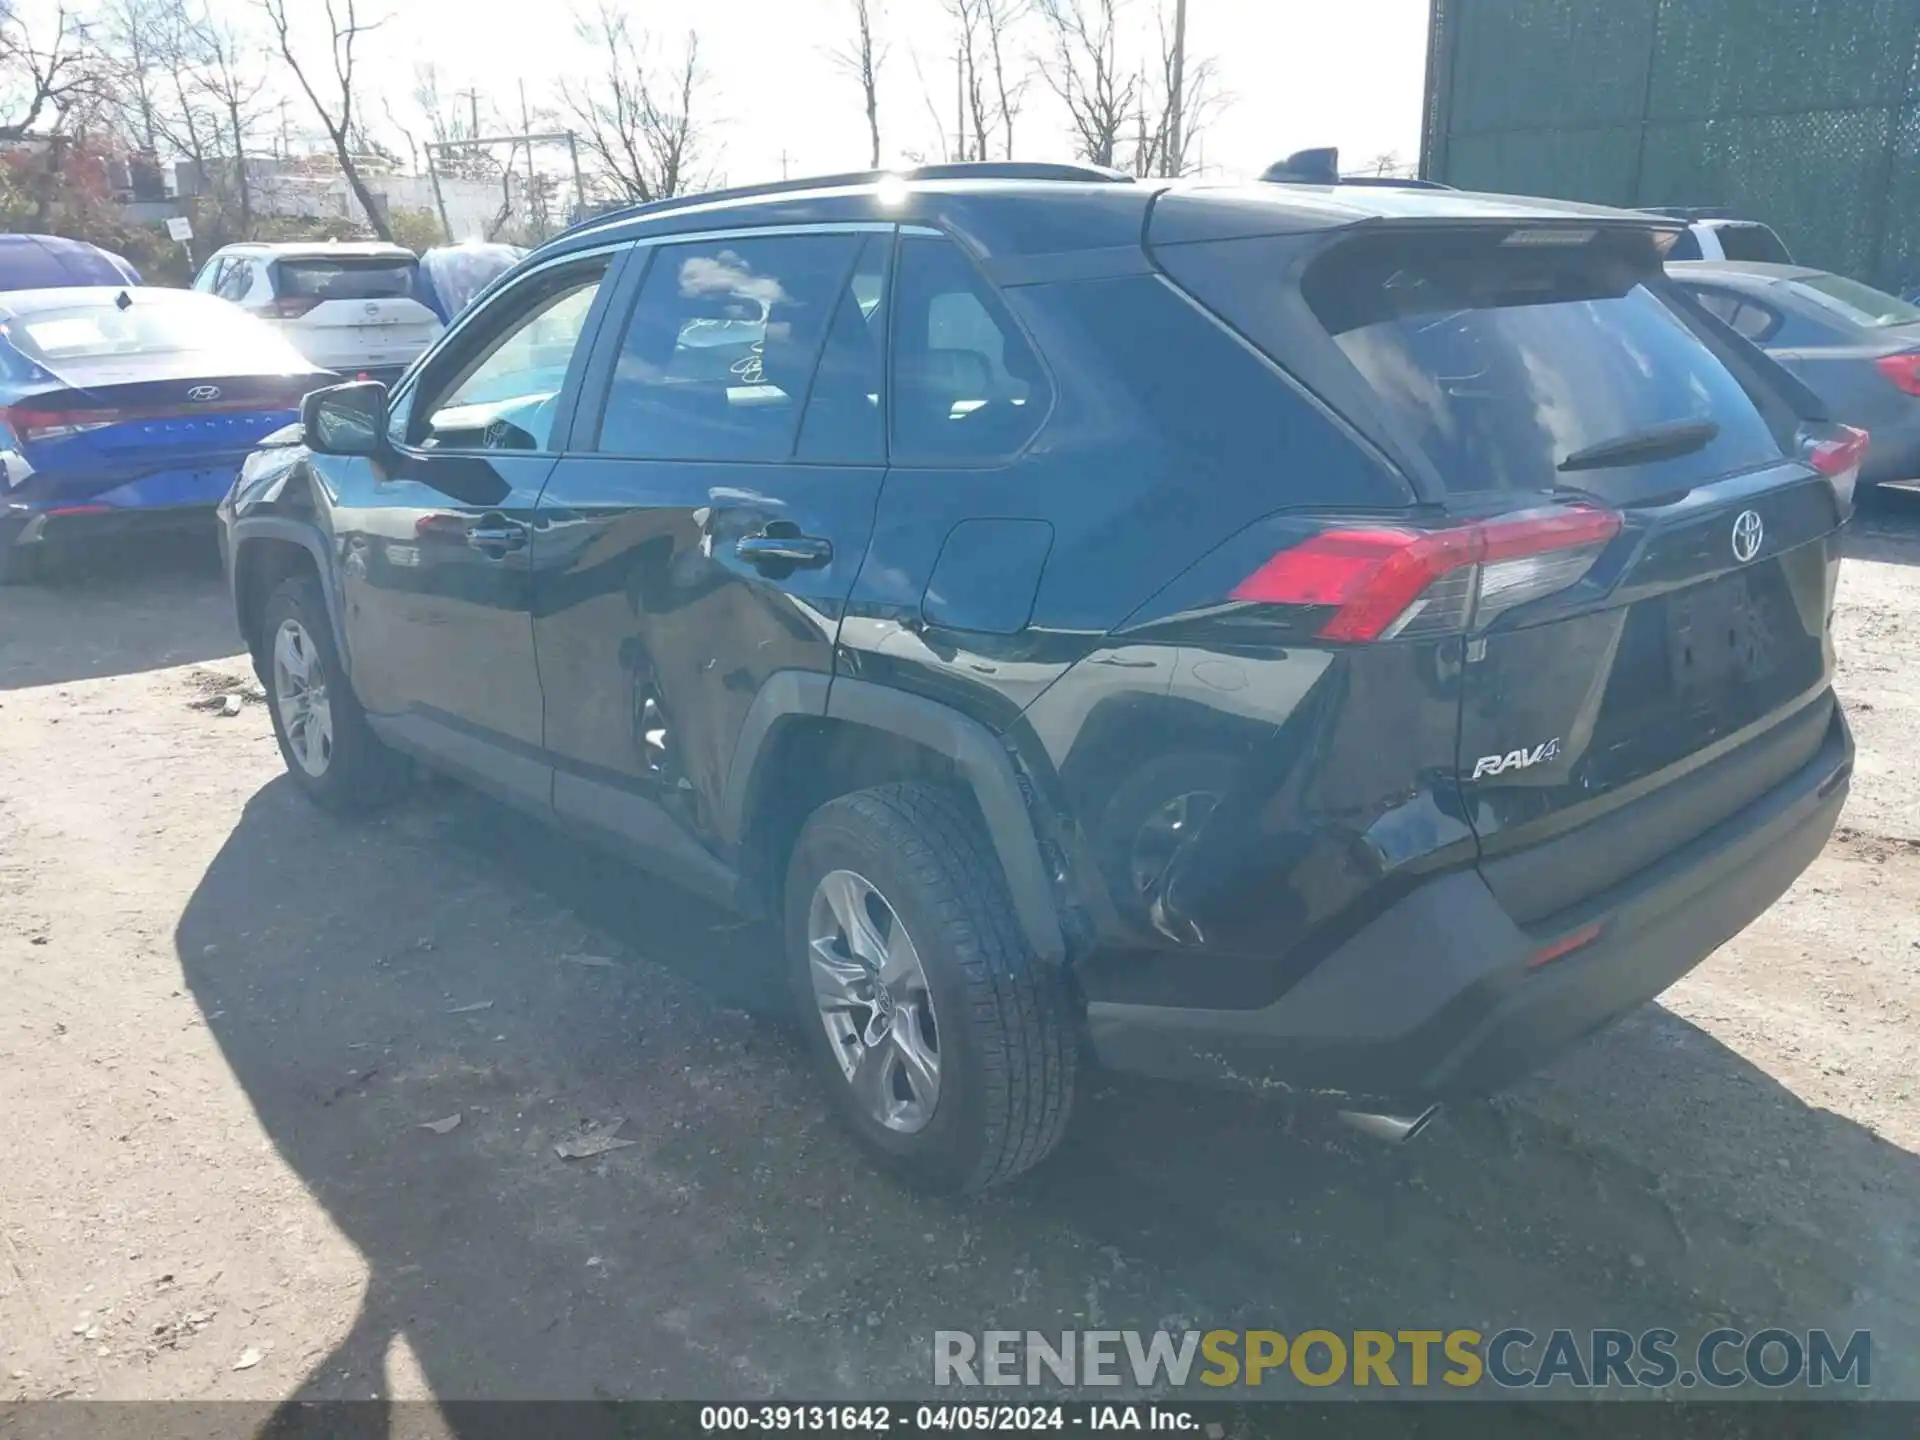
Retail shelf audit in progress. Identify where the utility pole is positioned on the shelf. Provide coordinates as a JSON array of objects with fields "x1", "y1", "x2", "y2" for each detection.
[
  {"x1": 457, "y1": 87, "x2": 482, "y2": 141},
  {"x1": 780, "y1": 149, "x2": 791, "y2": 179},
  {"x1": 1167, "y1": 0, "x2": 1188, "y2": 177},
  {"x1": 519, "y1": 79, "x2": 541, "y2": 233},
  {"x1": 277, "y1": 98, "x2": 292, "y2": 159},
  {"x1": 955, "y1": 49, "x2": 965, "y2": 162}
]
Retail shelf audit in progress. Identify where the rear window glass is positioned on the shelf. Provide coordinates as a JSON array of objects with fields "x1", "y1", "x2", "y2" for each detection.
[
  {"x1": 276, "y1": 257, "x2": 421, "y2": 302},
  {"x1": 1300, "y1": 231, "x2": 1785, "y2": 499},
  {"x1": 0, "y1": 290, "x2": 303, "y2": 369},
  {"x1": 1793, "y1": 273, "x2": 1920, "y2": 330},
  {"x1": 1713, "y1": 224, "x2": 1792, "y2": 265}
]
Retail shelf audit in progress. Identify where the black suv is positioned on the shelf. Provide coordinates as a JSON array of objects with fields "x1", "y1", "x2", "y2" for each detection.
[{"x1": 221, "y1": 163, "x2": 1857, "y2": 1192}]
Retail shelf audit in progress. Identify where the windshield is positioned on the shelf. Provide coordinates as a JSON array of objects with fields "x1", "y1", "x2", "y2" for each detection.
[
  {"x1": 1, "y1": 289, "x2": 307, "y2": 369},
  {"x1": 1300, "y1": 231, "x2": 1785, "y2": 500},
  {"x1": 1794, "y1": 273, "x2": 1920, "y2": 329}
]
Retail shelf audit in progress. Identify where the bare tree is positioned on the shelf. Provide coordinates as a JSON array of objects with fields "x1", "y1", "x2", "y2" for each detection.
[
  {"x1": 260, "y1": 0, "x2": 393, "y2": 240},
  {"x1": 939, "y1": 0, "x2": 1026, "y2": 162},
  {"x1": 1133, "y1": 1, "x2": 1219, "y2": 177},
  {"x1": 1, "y1": 3, "x2": 103, "y2": 139},
  {"x1": 193, "y1": 9, "x2": 267, "y2": 229},
  {"x1": 560, "y1": 3, "x2": 712, "y2": 205},
  {"x1": 828, "y1": 0, "x2": 884, "y2": 169},
  {"x1": 96, "y1": 0, "x2": 162, "y2": 150},
  {"x1": 1033, "y1": 0, "x2": 1132, "y2": 169}
]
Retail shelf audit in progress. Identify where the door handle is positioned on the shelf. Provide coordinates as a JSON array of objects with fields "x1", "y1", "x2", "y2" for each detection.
[
  {"x1": 467, "y1": 522, "x2": 528, "y2": 555},
  {"x1": 736, "y1": 531, "x2": 832, "y2": 570}
]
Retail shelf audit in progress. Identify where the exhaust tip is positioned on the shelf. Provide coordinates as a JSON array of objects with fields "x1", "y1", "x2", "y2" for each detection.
[{"x1": 1337, "y1": 1104, "x2": 1441, "y2": 1145}]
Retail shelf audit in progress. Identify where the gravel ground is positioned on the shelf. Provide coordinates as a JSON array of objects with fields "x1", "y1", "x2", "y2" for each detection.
[{"x1": 1, "y1": 513, "x2": 1917, "y2": 1409}]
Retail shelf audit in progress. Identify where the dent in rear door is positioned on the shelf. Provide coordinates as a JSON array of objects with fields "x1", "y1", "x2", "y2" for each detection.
[{"x1": 532, "y1": 228, "x2": 892, "y2": 886}]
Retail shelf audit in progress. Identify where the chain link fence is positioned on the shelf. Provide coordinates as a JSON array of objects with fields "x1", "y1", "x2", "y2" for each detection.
[{"x1": 1421, "y1": 0, "x2": 1920, "y2": 291}]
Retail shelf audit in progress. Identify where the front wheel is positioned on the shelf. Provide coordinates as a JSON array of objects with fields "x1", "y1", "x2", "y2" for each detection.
[
  {"x1": 784, "y1": 782, "x2": 1077, "y2": 1193},
  {"x1": 261, "y1": 574, "x2": 407, "y2": 813}
]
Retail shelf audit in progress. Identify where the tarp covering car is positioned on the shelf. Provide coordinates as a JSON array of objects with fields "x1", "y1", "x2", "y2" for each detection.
[
  {"x1": 0, "y1": 235, "x2": 142, "y2": 291},
  {"x1": 417, "y1": 242, "x2": 525, "y2": 323}
]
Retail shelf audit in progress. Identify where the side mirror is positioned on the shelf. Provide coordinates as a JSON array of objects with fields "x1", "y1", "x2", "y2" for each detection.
[{"x1": 301, "y1": 381, "x2": 388, "y2": 457}]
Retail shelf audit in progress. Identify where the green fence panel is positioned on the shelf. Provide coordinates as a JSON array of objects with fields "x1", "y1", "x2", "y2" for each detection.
[{"x1": 1423, "y1": 0, "x2": 1920, "y2": 291}]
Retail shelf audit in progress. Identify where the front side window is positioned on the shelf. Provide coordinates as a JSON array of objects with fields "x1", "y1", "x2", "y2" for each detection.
[
  {"x1": 889, "y1": 236, "x2": 1050, "y2": 464},
  {"x1": 414, "y1": 262, "x2": 607, "y2": 452},
  {"x1": 594, "y1": 232, "x2": 863, "y2": 462}
]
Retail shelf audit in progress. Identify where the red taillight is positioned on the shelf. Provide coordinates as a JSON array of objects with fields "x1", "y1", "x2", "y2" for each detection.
[
  {"x1": 1528, "y1": 921, "x2": 1604, "y2": 970},
  {"x1": 1875, "y1": 352, "x2": 1920, "y2": 396},
  {"x1": 2, "y1": 405, "x2": 125, "y2": 441},
  {"x1": 1807, "y1": 424, "x2": 1869, "y2": 479},
  {"x1": 1232, "y1": 505, "x2": 1622, "y2": 642},
  {"x1": 265, "y1": 295, "x2": 321, "y2": 319}
]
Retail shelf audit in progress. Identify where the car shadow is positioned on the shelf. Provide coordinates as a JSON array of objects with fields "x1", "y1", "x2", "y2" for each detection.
[
  {"x1": 1848, "y1": 486, "x2": 1920, "y2": 565},
  {"x1": 1, "y1": 533, "x2": 241, "y2": 690},
  {"x1": 175, "y1": 778, "x2": 1918, "y2": 1423}
]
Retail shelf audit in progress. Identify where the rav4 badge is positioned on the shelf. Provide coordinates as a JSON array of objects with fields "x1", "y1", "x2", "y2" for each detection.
[{"x1": 1471, "y1": 739, "x2": 1562, "y2": 780}]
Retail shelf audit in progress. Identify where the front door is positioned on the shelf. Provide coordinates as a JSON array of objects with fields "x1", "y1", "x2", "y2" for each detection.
[
  {"x1": 532, "y1": 228, "x2": 892, "y2": 892},
  {"x1": 338, "y1": 251, "x2": 618, "y2": 810}
]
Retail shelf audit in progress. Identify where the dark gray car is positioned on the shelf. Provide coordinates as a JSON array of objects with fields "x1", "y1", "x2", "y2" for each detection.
[{"x1": 1668, "y1": 260, "x2": 1920, "y2": 487}]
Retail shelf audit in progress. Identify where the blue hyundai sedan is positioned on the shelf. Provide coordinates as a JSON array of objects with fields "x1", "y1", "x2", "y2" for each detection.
[{"x1": 1, "y1": 286, "x2": 331, "y2": 583}]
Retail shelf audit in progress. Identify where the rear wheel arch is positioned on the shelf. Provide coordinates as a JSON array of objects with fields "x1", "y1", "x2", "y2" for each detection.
[{"x1": 725, "y1": 675, "x2": 1067, "y2": 964}]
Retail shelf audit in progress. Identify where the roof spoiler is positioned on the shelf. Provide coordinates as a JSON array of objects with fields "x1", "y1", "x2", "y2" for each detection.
[{"x1": 1258, "y1": 146, "x2": 1456, "y2": 190}]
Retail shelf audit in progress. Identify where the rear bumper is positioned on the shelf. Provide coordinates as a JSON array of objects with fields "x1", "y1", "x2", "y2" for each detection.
[
  {"x1": 3, "y1": 500, "x2": 219, "y2": 552},
  {"x1": 1085, "y1": 708, "x2": 1852, "y2": 1105}
]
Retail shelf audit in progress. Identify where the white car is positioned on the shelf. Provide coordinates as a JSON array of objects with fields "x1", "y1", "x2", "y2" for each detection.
[
  {"x1": 1648, "y1": 213, "x2": 1794, "y2": 264},
  {"x1": 191, "y1": 242, "x2": 443, "y2": 385}
]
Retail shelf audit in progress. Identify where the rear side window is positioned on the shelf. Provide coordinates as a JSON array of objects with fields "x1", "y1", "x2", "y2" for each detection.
[
  {"x1": 275, "y1": 257, "x2": 421, "y2": 302},
  {"x1": 1300, "y1": 230, "x2": 1785, "y2": 500},
  {"x1": 890, "y1": 236, "x2": 1050, "y2": 464},
  {"x1": 1713, "y1": 224, "x2": 1792, "y2": 265},
  {"x1": 1685, "y1": 287, "x2": 1778, "y2": 342}
]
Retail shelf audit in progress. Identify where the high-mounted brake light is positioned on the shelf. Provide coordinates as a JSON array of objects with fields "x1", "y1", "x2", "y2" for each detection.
[
  {"x1": 1231, "y1": 505, "x2": 1622, "y2": 642},
  {"x1": 1874, "y1": 352, "x2": 1920, "y2": 397}
]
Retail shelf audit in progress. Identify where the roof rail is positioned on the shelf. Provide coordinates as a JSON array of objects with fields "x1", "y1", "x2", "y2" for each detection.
[{"x1": 551, "y1": 160, "x2": 1133, "y2": 243}]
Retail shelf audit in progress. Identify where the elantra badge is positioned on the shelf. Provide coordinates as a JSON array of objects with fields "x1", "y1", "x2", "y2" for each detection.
[{"x1": 1731, "y1": 509, "x2": 1764, "y2": 564}]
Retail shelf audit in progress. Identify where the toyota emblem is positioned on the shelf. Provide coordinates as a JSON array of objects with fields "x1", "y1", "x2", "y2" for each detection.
[
  {"x1": 186, "y1": 385, "x2": 222, "y2": 402},
  {"x1": 1731, "y1": 509, "x2": 1764, "y2": 564}
]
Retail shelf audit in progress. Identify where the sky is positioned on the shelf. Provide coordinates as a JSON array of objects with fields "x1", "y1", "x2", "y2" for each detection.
[{"x1": 322, "y1": 0, "x2": 1433, "y2": 188}]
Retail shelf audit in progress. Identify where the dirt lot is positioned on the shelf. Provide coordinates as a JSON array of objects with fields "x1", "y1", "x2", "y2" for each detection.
[{"x1": 2, "y1": 512, "x2": 1918, "y2": 1410}]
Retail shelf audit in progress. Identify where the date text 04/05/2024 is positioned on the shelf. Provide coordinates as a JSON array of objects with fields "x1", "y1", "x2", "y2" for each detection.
[{"x1": 698, "y1": 1405, "x2": 1207, "y2": 1433}]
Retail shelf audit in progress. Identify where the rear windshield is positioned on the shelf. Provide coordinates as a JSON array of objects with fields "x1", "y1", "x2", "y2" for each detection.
[
  {"x1": 0, "y1": 290, "x2": 303, "y2": 369},
  {"x1": 275, "y1": 257, "x2": 421, "y2": 302},
  {"x1": 1793, "y1": 273, "x2": 1920, "y2": 330},
  {"x1": 1713, "y1": 224, "x2": 1792, "y2": 265},
  {"x1": 1299, "y1": 230, "x2": 1785, "y2": 500}
]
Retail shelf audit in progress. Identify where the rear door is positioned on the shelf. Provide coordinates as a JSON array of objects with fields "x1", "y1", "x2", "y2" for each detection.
[
  {"x1": 1299, "y1": 228, "x2": 1844, "y2": 922},
  {"x1": 268, "y1": 254, "x2": 442, "y2": 371},
  {"x1": 530, "y1": 226, "x2": 890, "y2": 890}
]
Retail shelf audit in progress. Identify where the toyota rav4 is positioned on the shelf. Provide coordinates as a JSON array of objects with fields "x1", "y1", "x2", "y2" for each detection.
[{"x1": 220, "y1": 163, "x2": 1858, "y2": 1193}]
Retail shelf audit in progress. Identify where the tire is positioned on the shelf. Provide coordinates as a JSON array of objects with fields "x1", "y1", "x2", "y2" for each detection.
[
  {"x1": 784, "y1": 782, "x2": 1077, "y2": 1193},
  {"x1": 0, "y1": 539, "x2": 43, "y2": 586},
  {"x1": 260, "y1": 574, "x2": 407, "y2": 814}
]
